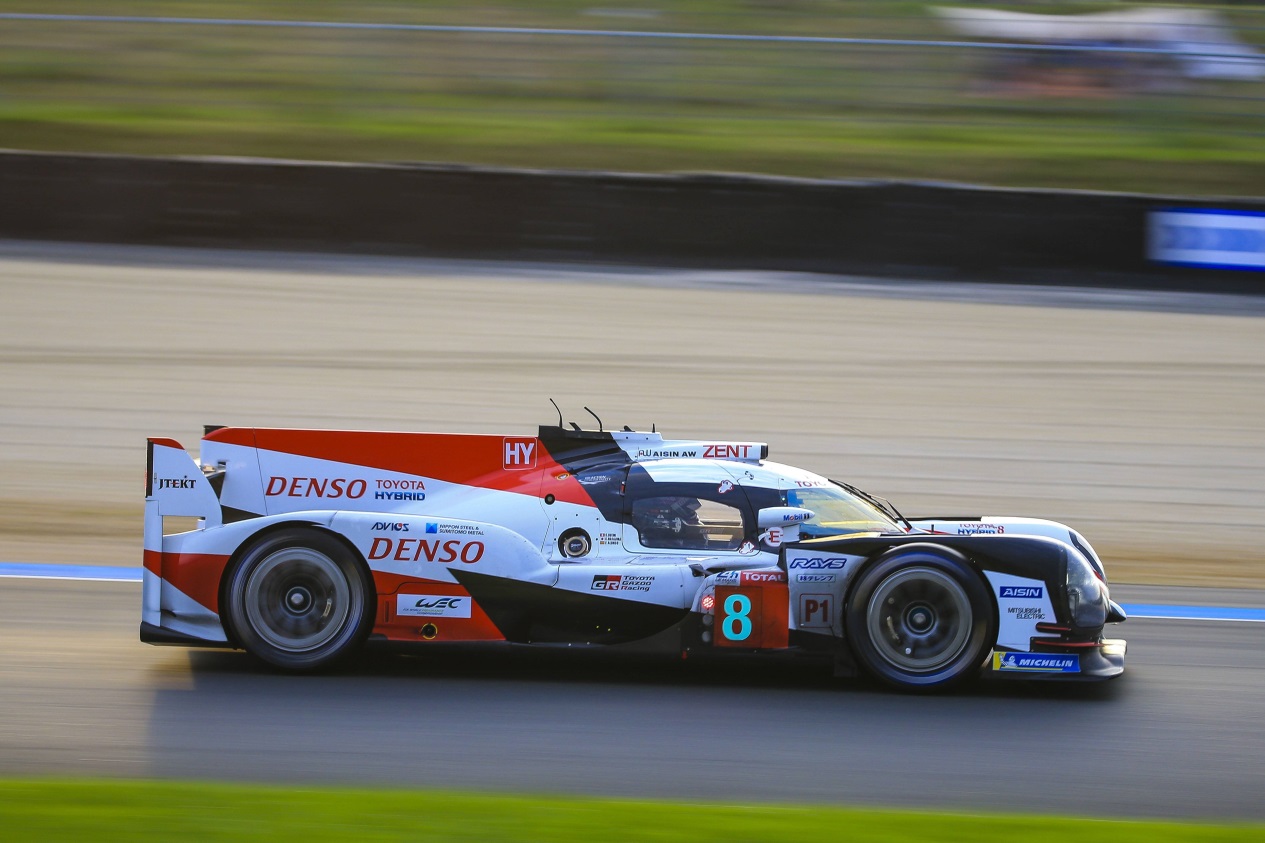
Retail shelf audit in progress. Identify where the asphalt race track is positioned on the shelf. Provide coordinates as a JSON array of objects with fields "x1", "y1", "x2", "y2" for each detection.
[
  {"x1": 1, "y1": 577, "x2": 1263, "y2": 821},
  {"x1": 2, "y1": 241, "x2": 1264, "y2": 821}
]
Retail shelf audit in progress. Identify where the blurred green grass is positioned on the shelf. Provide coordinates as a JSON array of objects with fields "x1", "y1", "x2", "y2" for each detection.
[
  {"x1": 1, "y1": 1, "x2": 1263, "y2": 195},
  {"x1": 2, "y1": 779, "x2": 1264, "y2": 842}
]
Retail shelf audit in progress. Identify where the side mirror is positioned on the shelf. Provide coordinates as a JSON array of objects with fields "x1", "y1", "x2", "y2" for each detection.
[{"x1": 757, "y1": 506, "x2": 815, "y2": 548}]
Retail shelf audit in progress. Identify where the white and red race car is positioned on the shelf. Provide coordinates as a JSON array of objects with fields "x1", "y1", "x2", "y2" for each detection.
[{"x1": 143, "y1": 420, "x2": 1126, "y2": 691}]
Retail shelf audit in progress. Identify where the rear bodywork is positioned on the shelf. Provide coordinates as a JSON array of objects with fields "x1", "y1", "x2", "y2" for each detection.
[{"x1": 143, "y1": 424, "x2": 1125, "y2": 686}]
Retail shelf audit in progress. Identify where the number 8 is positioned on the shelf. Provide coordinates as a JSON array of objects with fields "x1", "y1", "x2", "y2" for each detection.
[{"x1": 722, "y1": 593, "x2": 753, "y2": 641}]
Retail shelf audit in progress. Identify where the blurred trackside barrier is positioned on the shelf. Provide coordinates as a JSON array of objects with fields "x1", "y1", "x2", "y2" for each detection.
[{"x1": 0, "y1": 150, "x2": 1262, "y2": 290}]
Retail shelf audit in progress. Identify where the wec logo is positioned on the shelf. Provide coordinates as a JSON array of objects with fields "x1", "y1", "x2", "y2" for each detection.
[
  {"x1": 413, "y1": 596, "x2": 462, "y2": 610},
  {"x1": 999, "y1": 586, "x2": 1043, "y2": 599},
  {"x1": 396, "y1": 593, "x2": 472, "y2": 618}
]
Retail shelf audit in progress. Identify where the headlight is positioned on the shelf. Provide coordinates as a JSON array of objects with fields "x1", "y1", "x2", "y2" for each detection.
[{"x1": 1066, "y1": 546, "x2": 1107, "y2": 628}]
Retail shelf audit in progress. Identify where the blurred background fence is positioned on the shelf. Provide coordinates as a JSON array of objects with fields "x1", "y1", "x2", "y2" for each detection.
[{"x1": 1, "y1": 2, "x2": 1263, "y2": 194}]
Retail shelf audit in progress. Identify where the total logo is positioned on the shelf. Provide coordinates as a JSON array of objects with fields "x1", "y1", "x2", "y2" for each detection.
[
  {"x1": 999, "y1": 586, "x2": 1043, "y2": 599},
  {"x1": 740, "y1": 571, "x2": 787, "y2": 584}
]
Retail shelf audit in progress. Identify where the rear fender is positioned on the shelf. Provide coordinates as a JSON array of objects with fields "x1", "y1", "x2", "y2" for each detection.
[{"x1": 144, "y1": 508, "x2": 337, "y2": 644}]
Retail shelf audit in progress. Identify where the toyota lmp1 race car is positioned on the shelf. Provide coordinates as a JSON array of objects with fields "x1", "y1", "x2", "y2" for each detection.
[{"x1": 142, "y1": 418, "x2": 1126, "y2": 691}]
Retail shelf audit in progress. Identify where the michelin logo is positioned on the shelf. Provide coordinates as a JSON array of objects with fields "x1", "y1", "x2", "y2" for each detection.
[{"x1": 992, "y1": 652, "x2": 1079, "y2": 673}]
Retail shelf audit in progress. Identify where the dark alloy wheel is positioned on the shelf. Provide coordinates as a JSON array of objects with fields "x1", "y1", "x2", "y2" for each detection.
[
  {"x1": 846, "y1": 547, "x2": 994, "y2": 692},
  {"x1": 224, "y1": 528, "x2": 374, "y2": 671}
]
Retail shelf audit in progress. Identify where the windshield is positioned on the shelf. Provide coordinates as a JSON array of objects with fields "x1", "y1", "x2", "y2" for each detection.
[{"x1": 783, "y1": 485, "x2": 901, "y2": 537}]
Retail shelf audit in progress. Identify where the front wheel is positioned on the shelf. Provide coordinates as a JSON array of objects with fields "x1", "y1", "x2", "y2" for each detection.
[
  {"x1": 223, "y1": 528, "x2": 374, "y2": 671},
  {"x1": 846, "y1": 547, "x2": 994, "y2": 692}
]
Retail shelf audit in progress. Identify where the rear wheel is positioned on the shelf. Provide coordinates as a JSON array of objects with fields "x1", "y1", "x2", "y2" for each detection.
[
  {"x1": 224, "y1": 528, "x2": 374, "y2": 671},
  {"x1": 846, "y1": 547, "x2": 993, "y2": 691}
]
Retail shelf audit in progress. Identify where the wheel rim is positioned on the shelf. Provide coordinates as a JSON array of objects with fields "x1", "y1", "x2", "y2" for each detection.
[
  {"x1": 865, "y1": 566, "x2": 973, "y2": 673},
  {"x1": 243, "y1": 546, "x2": 356, "y2": 653}
]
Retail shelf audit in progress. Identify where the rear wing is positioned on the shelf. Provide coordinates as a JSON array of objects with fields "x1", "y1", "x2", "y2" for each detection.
[
  {"x1": 145, "y1": 438, "x2": 223, "y2": 532},
  {"x1": 142, "y1": 439, "x2": 227, "y2": 640}
]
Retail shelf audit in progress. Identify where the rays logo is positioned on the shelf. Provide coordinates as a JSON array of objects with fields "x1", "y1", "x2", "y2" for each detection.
[{"x1": 788, "y1": 557, "x2": 847, "y2": 570}]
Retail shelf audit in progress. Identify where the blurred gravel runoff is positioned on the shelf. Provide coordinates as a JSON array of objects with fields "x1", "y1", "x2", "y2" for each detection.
[{"x1": 1, "y1": 241, "x2": 1262, "y2": 587}]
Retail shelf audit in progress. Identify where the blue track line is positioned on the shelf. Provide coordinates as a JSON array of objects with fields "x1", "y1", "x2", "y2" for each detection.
[
  {"x1": 2, "y1": 562, "x2": 1263, "y2": 621},
  {"x1": 0, "y1": 562, "x2": 141, "y2": 582},
  {"x1": 1120, "y1": 603, "x2": 1265, "y2": 623}
]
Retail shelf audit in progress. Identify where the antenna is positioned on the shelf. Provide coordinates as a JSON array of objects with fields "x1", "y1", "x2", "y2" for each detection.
[
  {"x1": 584, "y1": 406, "x2": 603, "y2": 432},
  {"x1": 549, "y1": 398, "x2": 564, "y2": 429}
]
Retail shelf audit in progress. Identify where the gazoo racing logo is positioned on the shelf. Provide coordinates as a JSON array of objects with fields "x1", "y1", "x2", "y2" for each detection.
[
  {"x1": 787, "y1": 556, "x2": 848, "y2": 570},
  {"x1": 591, "y1": 575, "x2": 654, "y2": 593},
  {"x1": 999, "y1": 585, "x2": 1044, "y2": 599},
  {"x1": 369, "y1": 538, "x2": 485, "y2": 564},
  {"x1": 266, "y1": 476, "x2": 367, "y2": 499}
]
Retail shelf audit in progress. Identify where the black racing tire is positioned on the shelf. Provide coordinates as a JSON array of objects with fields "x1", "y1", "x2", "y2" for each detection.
[
  {"x1": 223, "y1": 528, "x2": 375, "y2": 671},
  {"x1": 845, "y1": 546, "x2": 994, "y2": 692}
]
